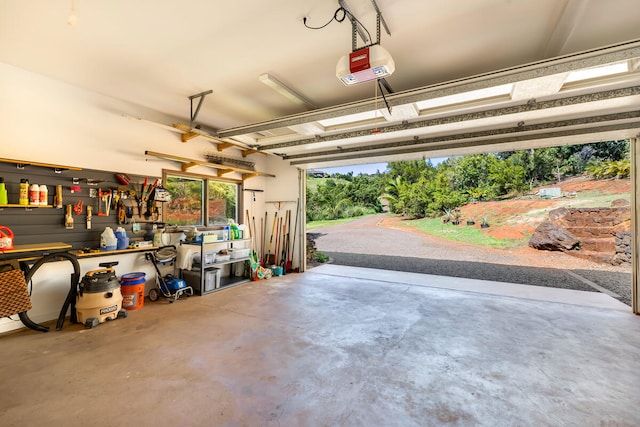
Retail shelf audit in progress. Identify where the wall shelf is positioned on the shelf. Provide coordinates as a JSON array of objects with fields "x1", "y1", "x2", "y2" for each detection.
[
  {"x1": 0, "y1": 204, "x2": 53, "y2": 209},
  {"x1": 145, "y1": 150, "x2": 275, "y2": 179},
  {"x1": 0, "y1": 157, "x2": 82, "y2": 172}
]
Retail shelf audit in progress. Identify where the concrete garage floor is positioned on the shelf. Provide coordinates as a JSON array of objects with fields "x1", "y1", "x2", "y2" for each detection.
[{"x1": 1, "y1": 265, "x2": 639, "y2": 426}]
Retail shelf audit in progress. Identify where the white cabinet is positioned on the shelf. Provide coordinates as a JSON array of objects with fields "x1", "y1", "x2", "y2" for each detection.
[{"x1": 180, "y1": 238, "x2": 251, "y2": 295}]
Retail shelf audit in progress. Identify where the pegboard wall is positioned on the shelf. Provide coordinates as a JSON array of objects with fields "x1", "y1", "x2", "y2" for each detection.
[{"x1": 0, "y1": 159, "x2": 163, "y2": 249}]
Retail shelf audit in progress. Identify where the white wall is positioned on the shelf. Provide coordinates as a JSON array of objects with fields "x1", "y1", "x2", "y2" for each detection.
[{"x1": 0, "y1": 62, "x2": 303, "y2": 333}]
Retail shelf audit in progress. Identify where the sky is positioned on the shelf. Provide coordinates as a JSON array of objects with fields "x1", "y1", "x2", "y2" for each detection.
[
  {"x1": 321, "y1": 163, "x2": 388, "y2": 175},
  {"x1": 320, "y1": 158, "x2": 448, "y2": 175}
]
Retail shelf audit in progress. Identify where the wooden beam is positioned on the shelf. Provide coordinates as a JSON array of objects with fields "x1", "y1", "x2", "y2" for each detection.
[{"x1": 217, "y1": 169, "x2": 235, "y2": 177}]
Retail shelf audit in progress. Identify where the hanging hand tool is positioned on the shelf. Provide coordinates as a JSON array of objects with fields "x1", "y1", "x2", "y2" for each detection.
[
  {"x1": 141, "y1": 178, "x2": 159, "y2": 219},
  {"x1": 117, "y1": 201, "x2": 125, "y2": 224},
  {"x1": 97, "y1": 188, "x2": 112, "y2": 216},
  {"x1": 285, "y1": 209, "x2": 292, "y2": 273},
  {"x1": 290, "y1": 199, "x2": 300, "y2": 273},
  {"x1": 86, "y1": 206, "x2": 92, "y2": 229},
  {"x1": 125, "y1": 204, "x2": 133, "y2": 223},
  {"x1": 260, "y1": 216, "x2": 264, "y2": 265},
  {"x1": 246, "y1": 209, "x2": 253, "y2": 249},
  {"x1": 65, "y1": 204, "x2": 74, "y2": 229},
  {"x1": 151, "y1": 202, "x2": 159, "y2": 221},
  {"x1": 141, "y1": 177, "x2": 148, "y2": 200},
  {"x1": 262, "y1": 212, "x2": 267, "y2": 265},
  {"x1": 274, "y1": 216, "x2": 282, "y2": 265},
  {"x1": 252, "y1": 215, "x2": 258, "y2": 261},
  {"x1": 105, "y1": 191, "x2": 112, "y2": 216},
  {"x1": 266, "y1": 211, "x2": 277, "y2": 265},
  {"x1": 73, "y1": 200, "x2": 83, "y2": 215},
  {"x1": 54, "y1": 184, "x2": 63, "y2": 209},
  {"x1": 146, "y1": 178, "x2": 159, "y2": 200},
  {"x1": 115, "y1": 173, "x2": 131, "y2": 186}
]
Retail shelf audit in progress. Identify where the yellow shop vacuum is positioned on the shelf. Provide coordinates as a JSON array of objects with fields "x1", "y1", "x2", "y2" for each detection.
[{"x1": 76, "y1": 267, "x2": 127, "y2": 329}]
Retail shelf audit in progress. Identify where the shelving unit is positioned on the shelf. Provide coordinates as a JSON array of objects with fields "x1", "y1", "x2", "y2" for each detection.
[{"x1": 180, "y1": 238, "x2": 251, "y2": 295}]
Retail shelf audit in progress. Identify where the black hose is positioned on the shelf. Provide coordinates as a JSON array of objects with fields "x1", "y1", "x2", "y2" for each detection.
[{"x1": 20, "y1": 252, "x2": 80, "y2": 332}]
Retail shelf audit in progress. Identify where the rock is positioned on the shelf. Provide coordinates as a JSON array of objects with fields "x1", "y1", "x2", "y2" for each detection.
[{"x1": 529, "y1": 221, "x2": 580, "y2": 251}]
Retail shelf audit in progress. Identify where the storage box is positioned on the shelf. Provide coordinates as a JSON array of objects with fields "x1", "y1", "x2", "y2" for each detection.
[
  {"x1": 202, "y1": 234, "x2": 218, "y2": 243},
  {"x1": 228, "y1": 248, "x2": 250, "y2": 259},
  {"x1": 192, "y1": 252, "x2": 216, "y2": 265},
  {"x1": 216, "y1": 254, "x2": 231, "y2": 262},
  {"x1": 182, "y1": 268, "x2": 220, "y2": 294}
]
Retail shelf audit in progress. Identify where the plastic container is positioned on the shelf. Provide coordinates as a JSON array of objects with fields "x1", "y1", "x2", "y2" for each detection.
[
  {"x1": 38, "y1": 185, "x2": 48, "y2": 206},
  {"x1": 115, "y1": 227, "x2": 129, "y2": 250},
  {"x1": 29, "y1": 183, "x2": 39, "y2": 206},
  {"x1": 19, "y1": 179, "x2": 29, "y2": 205},
  {"x1": 100, "y1": 227, "x2": 117, "y2": 251},
  {"x1": 120, "y1": 272, "x2": 146, "y2": 310},
  {"x1": 0, "y1": 226, "x2": 14, "y2": 250},
  {"x1": 228, "y1": 248, "x2": 250, "y2": 259},
  {"x1": 0, "y1": 177, "x2": 7, "y2": 205},
  {"x1": 230, "y1": 223, "x2": 239, "y2": 240}
]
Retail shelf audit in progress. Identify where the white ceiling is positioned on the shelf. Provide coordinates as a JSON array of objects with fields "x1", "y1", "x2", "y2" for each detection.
[{"x1": 2, "y1": 0, "x2": 640, "y2": 167}]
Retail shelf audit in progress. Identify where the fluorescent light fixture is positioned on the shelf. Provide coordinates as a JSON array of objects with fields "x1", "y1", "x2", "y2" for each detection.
[
  {"x1": 416, "y1": 84, "x2": 513, "y2": 110},
  {"x1": 565, "y1": 61, "x2": 629, "y2": 83},
  {"x1": 259, "y1": 73, "x2": 315, "y2": 109},
  {"x1": 318, "y1": 110, "x2": 384, "y2": 127}
]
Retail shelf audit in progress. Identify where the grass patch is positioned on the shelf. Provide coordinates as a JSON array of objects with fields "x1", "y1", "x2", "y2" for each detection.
[
  {"x1": 399, "y1": 217, "x2": 525, "y2": 249},
  {"x1": 565, "y1": 190, "x2": 630, "y2": 208},
  {"x1": 307, "y1": 217, "x2": 360, "y2": 230}
]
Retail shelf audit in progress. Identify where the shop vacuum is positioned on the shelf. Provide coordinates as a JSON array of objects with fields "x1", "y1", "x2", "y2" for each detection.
[{"x1": 75, "y1": 262, "x2": 127, "y2": 329}]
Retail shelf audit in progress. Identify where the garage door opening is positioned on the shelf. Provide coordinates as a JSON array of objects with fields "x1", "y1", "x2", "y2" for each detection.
[{"x1": 306, "y1": 143, "x2": 632, "y2": 308}]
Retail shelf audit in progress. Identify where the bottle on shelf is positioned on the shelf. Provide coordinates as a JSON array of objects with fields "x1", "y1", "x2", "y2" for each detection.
[
  {"x1": 29, "y1": 183, "x2": 40, "y2": 206},
  {"x1": 39, "y1": 184, "x2": 48, "y2": 206},
  {"x1": 0, "y1": 177, "x2": 7, "y2": 205},
  {"x1": 19, "y1": 179, "x2": 29, "y2": 205}
]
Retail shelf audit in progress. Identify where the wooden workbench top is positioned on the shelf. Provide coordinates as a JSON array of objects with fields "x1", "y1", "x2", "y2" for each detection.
[{"x1": 0, "y1": 242, "x2": 73, "y2": 254}]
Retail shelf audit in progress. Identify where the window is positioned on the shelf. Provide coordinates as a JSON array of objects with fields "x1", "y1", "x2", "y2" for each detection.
[
  {"x1": 208, "y1": 180, "x2": 238, "y2": 224},
  {"x1": 163, "y1": 170, "x2": 239, "y2": 227}
]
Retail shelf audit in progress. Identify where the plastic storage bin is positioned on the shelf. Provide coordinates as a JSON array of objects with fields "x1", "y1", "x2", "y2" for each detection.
[
  {"x1": 182, "y1": 268, "x2": 220, "y2": 294},
  {"x1": 228, "y1": 248, "x2": 250, "y2": 259}
]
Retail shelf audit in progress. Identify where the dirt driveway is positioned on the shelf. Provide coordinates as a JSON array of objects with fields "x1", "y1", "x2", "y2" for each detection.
[{"x1": 311, "y1": 214, "x2": 632, "y2": 306}]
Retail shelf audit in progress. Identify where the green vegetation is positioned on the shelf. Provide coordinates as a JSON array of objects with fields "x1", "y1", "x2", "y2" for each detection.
[
  {"x1": 399, "y1": 218, "x2": 524, "y2": 249},
  {"x1": 585, "y1": 158, "x2": 630, "y2": 179},
  {"x1": 567, "y1": 190, "x2": 630, "y2": 208},
  {"x1": 306, "y1": 172, "x2": 384, "y2": 221},
  {"x1": 314, "y1": 252, "x2": 330, "y2": 263},
  {"x1": 307, "y1": 217, "x2": 360, "y2": 230},
  {"x1": 306, "y1": 140, "x2": 630, "y2": 223}
]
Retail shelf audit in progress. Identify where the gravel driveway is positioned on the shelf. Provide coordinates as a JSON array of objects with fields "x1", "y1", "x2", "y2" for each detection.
[{"x1": 311, "y1": 214, "x2": 633, "y2": 306}]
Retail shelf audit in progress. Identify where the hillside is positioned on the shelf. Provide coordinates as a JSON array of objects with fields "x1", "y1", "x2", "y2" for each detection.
[{"x1": 458, "y1": 176, "x2": 630, "y2": 240}]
